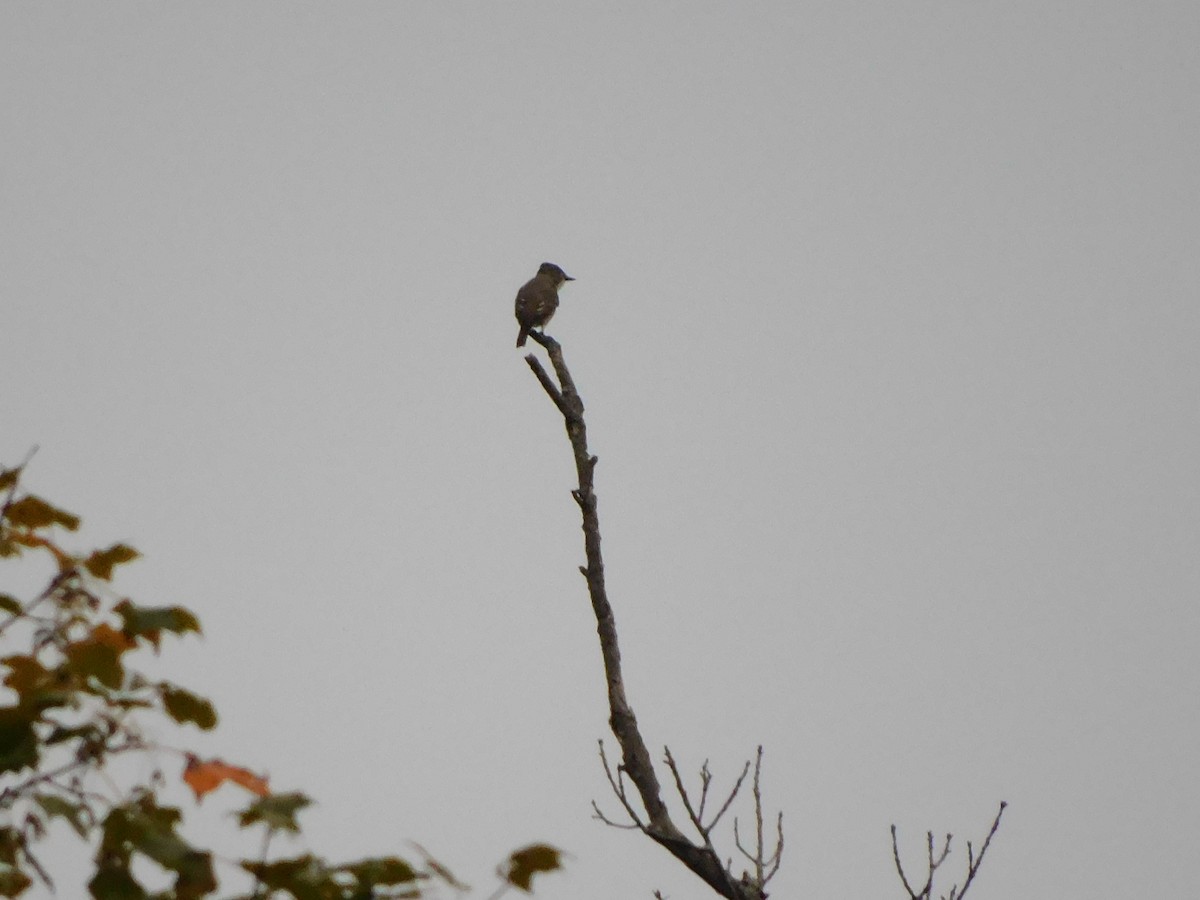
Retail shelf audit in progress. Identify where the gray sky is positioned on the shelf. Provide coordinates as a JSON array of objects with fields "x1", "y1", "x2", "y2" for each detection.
[{"x1": 3, "y1": 3, "x2": 1198, "y2": 898}]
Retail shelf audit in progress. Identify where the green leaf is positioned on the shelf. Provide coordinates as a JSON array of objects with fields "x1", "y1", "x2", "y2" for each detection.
[
  {"x1": 161, "y1": 686, "x2": 217, "y2": 730},
  {"x1": 114, "y1": 600, "x2": 201, "y2": 644},
  {"x1": 340, "y1": 855, "x2": 419, "y2": 887},
  {"x1": 0, "y1": 707, "x2": 39, "y2": 774},
  {"x1": 4, "y1": 495, "x2": 80, "y2": 531},
  {"x1": 64, "y1": 640, "x2": 124, "y2": 690},
  {"x1": 0, "y1": 825, "x2": 35, "y2": 897},
  {"x1": 169, "y1": 851, "x2": 217, "y2": 900},
  {"x1": 504, "y1": 844, "x2": 564, "y2": 892},
  {"x1": 134, "y1": 822, "x2": 192, "y2": 869},
  {"x1": 34, "y1": 794, "x2": 90, "y2": 839},
  {"x1": 0, "y1": 595, "x2": 21, "y2": 617},
  {"x1": 100, "y1": 799, "x2": 214, "y2": 898},
  {"x1": 240, "y1": 855, "x2": 327, "y2": 900},
  {"x1": 0, "y1": 864, "x2": 33, "y2": 897},
  {"x1": 88, "y1": 863, "x2": 147, "y2": 900},
  {"x1": 84, "y1": 544, "x2": 140, "y2": 580},
  {"x1": 3, "y1": 654, "x2": 77, "y2": 712},
  {"x1": 237, "y1": 792, "x2": 312, "y2": 833}
]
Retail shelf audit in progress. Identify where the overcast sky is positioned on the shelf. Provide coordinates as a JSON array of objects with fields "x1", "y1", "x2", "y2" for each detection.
[{"x1": 3, "y1": 3, "x2": 1198, "y2": 898}]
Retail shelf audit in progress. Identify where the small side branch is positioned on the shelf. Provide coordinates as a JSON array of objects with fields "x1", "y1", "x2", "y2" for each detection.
[
  {"x1": 664, "y1": 747, "x2": 749, "y2": 844},
  {"x1": 732, "y1": 747, "x2": 783, "y2": 889},
  {"x1": 891, "y1": 802, "x2": 1007, "y2": 900},
  {"x1": 592, "y1": 740, "x2": 645, "y2": 831},
  {"x1": 524, "y1": 355, "x2": 570, "y2": 419}
]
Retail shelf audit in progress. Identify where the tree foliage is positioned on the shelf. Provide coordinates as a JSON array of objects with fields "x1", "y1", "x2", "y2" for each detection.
[{"x1": 0, "y1": 459, "x2": 561, "y2": 898}]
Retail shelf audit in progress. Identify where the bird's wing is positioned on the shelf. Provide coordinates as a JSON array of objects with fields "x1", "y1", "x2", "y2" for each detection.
[{"x1": 516, "y1": 283, "x2": 558, "y2": 322}]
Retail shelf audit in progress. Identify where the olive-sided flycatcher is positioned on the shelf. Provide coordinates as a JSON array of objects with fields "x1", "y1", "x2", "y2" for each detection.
[{"x1": 514, "y1": 262, "x2": 574, "y2": 347}]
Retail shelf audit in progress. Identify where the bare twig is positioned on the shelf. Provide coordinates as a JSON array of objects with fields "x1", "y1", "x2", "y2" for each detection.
[
  {"x1": 591, "y1": 799, "x2": 641, "y2": 830},
  {"x1": 955, "y1": 802, "x2": 1007, "y2": 899},
  {"x1": 594, "y1": 740, "x2": 646, "y2": 830},
  {"x1": 523, "y1": 355, "x2": 569, "y2": 419},
  {"x1": 695, "y1": 761, "x2": 713, "y2": 823},
  {"x1": 751, "y1": 748, "x2": 783, "y2": 884},
  {"x1": 15, "y1": 833, "x2": 53, "y2": 893},
  {"x1": 891, "y1": 825, "x2": 918, "y2": 898},
  {"x1": 891, "y1": 802, "x2": 1007, "y2": 900},
  {"x1": 664, "y1": 747, "x2": 733, "y2": 863},
  {"x1": 732, "y1": 748, "x2": 783, "y2": 890},
  {"x1": 665, "y1": 746, "x2": 751, "y2": 847},
  {"x1": 708, "y1": 759, "x2": 751, "y2": 835},
  {"x1": 0, "y1": 738, "x2": 144, "y2": 808},
  {"x1": 250, "y1": 827, "x2": 274, "y2": 899},
  {"x1": 766, "y1": 813, "x2": 784, "y2": 883}
]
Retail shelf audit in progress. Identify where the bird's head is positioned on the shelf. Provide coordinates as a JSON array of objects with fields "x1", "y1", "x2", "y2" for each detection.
[{"x1": 537, "y1": 262, "x2": 575, "y2": 285}]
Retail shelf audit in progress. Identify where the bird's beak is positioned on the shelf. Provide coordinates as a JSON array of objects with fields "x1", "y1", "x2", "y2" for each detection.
[{"x1": 564, "y1": 275, "x2": 576, "y2": 281}]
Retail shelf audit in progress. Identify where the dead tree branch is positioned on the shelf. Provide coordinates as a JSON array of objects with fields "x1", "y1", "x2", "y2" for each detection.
[
  {"x1": 732, "y1": 747, "x2": 783, "y2": 888},
  {"x1": 891, "y1": 801, "x2": 1007, "y2": 900},
  {"x1": 522, "y1": 331, "x2": 779, "y2": 900}
]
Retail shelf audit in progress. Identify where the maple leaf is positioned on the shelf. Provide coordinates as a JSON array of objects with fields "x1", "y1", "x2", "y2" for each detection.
[
  {"x1": 503, "y1": 844, "x2": 564, "y2": 892},
  {"x1": 183, "y1": 755, "x2": 270, "y2": 801}
]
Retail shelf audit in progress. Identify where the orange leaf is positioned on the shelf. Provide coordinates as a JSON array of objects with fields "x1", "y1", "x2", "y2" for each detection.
[{"x1": 183, "y1": 755, "x2": 270, "y2": 801}]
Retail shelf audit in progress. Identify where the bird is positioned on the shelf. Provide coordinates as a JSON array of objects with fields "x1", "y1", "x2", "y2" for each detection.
[{"x1": 514, "y1": 262, "x2": 574, "y2": 347}]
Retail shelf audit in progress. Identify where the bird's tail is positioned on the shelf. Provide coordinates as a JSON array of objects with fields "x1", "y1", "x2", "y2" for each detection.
[{"x1": 516, "y1": 327, "x2": 529, "y2": 348}]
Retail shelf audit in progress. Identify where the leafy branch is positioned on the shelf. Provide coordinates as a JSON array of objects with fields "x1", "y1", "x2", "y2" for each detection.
[{"x1": 0, "y1": 459, "x2": 562, "y2": 898}]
